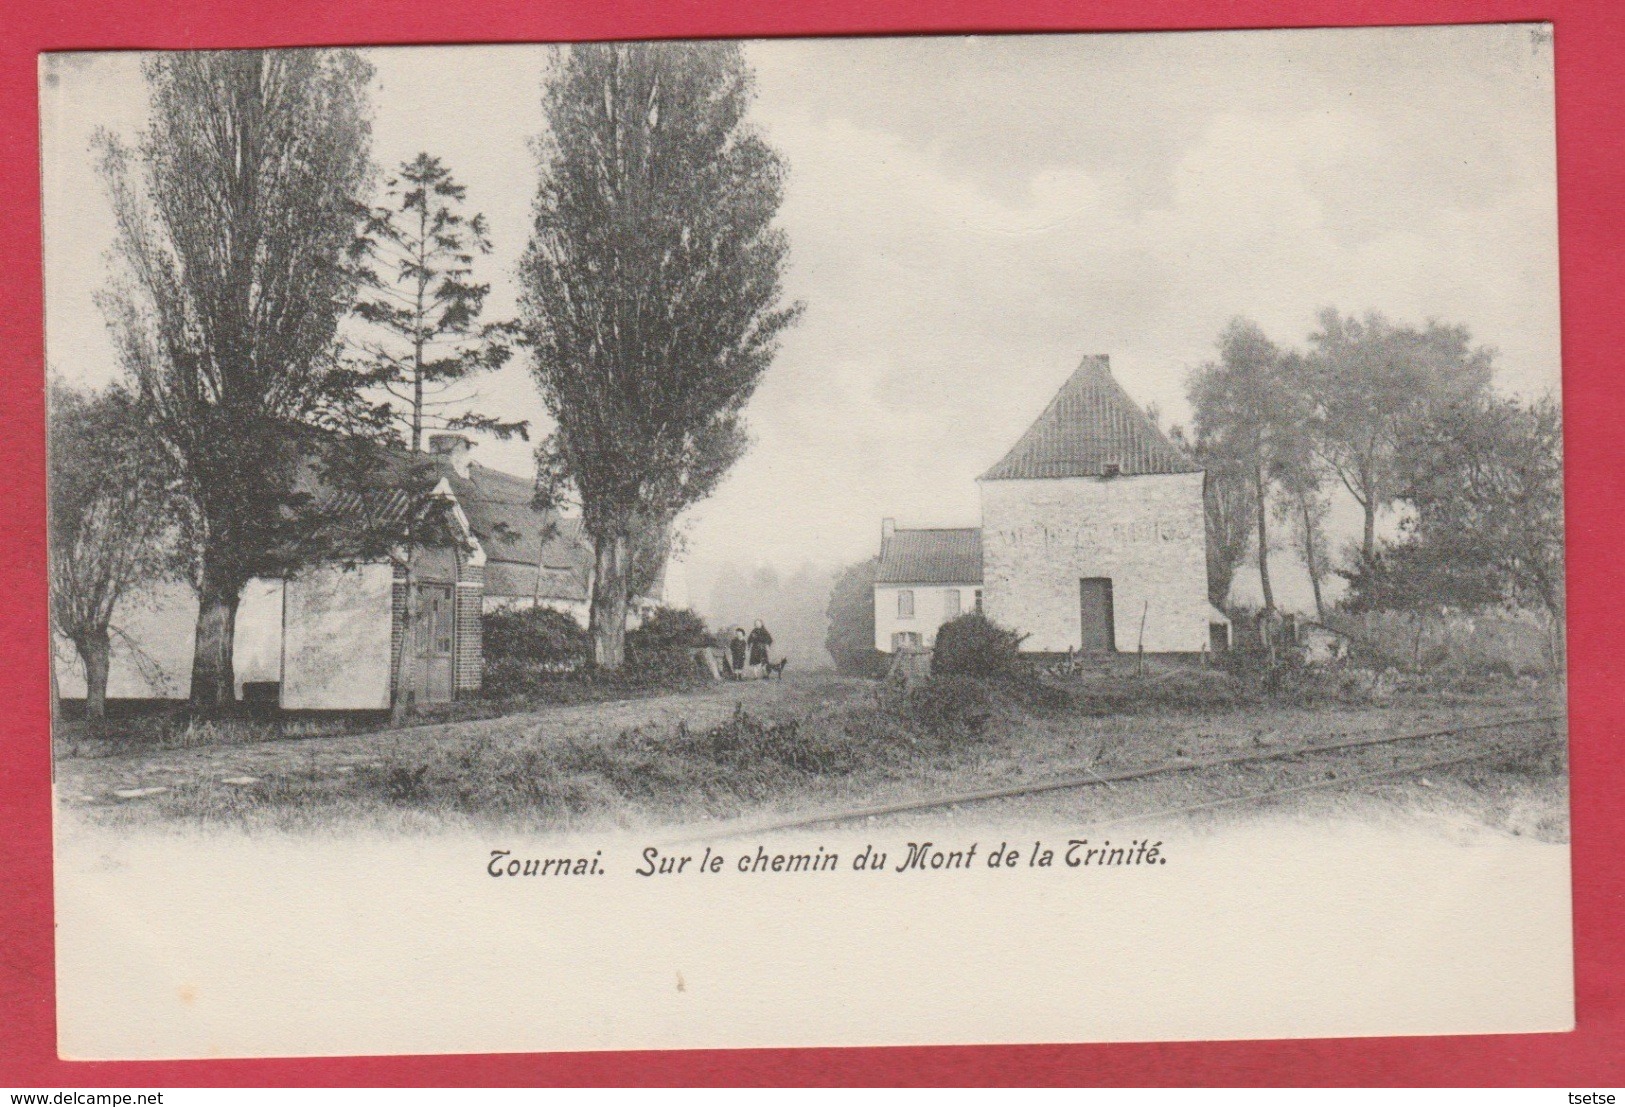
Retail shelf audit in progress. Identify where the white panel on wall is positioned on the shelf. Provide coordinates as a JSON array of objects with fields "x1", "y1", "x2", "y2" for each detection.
[
  {"x1": 233, "y1": 578, "x2": 285, "y2": 694},
  {"x1": 281, "y1": 563, "x2": 393, "y2": 711}
]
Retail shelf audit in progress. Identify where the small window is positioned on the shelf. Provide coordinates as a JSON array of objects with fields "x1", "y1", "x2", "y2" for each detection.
[
  {"x1": 944, "y1": 589, "x2": 961, "y2": 618},
  {"x1": 897, "y1": 590, "x2": 915, "y2": 618},
  {"x1": 974, "y1": 589, "x2": 983, "y2": 614}
]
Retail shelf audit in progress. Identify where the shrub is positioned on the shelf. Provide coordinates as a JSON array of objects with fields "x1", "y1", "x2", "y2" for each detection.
[
  {"x1": 481, "y1": 606, "x2": 590, "y2": 696},
  {"x1": 907, "y1": 673, "x2": 994, "y2": 736},
  {"x1": 1330, "y1": 609, "x2": 1557, "y2": 677},
  {"x1": 483, "y1": 606, "x2": 590, "y2": 668},
  {"x1": 625, "y1": 607, "x2": 712, "y2": 689},
  {"x1": 931, "y1": 613, "x2": 1025, "y2": 679}
]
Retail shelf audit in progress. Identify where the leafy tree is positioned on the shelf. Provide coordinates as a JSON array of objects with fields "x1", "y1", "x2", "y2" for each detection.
[
  {"x1": 98, "y1": 49, "x2": 379, "y2": 712},
  {"x1": 47, "y1": 382, "x2": 178, "y2": 721},
  {"x1": 1341, "y1": 394, "x2": 1563, "y2": 664},
  {"x1": 352, "y1": 153, "x2": 525, "y2": 450},
  {"x1": 1405, "y1": 394, "x2": 1563, "y2": 617},
  {"x1": 519, "y1": 42, "x2": 803, "y2": 670},
  {"x1": 1339, "y1": 538, "x2": 1501, "y2": 616},
  {"x1": 1187, "y1": 319, "x2": 1310, "y2": 612},
  {"x1": 1305, "y1": 308, "x2": 1492, "y2": 563},
  {"x1": 1169, "y1": 424, "x2": 1253, "y2": 609},
  {"x1": 1278, "y1": 476, "x2": 1332, "y2": 621},
  {"x1": 825, "y1": 557, "x2": 882, "y2": 677}
]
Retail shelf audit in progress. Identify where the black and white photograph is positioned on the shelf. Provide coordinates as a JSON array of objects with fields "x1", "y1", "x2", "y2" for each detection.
[{"x1": 42, "y1": 26, "x2": 1571, "y2": 1058}]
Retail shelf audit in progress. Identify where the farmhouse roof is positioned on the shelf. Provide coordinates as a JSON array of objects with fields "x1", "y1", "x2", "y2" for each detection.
[
  {"x1": 441, "y1": 462, "x2": 593, "y2": 602},
  {"x1": 876, "y1": 527, "x2": 984, "y2": 585},
  {"x1": 288, "y1": 434, "x2": 467, "y2": 553},
  {"x1": 980, "y1": 355, "x2": 1199, "y2": 481}
]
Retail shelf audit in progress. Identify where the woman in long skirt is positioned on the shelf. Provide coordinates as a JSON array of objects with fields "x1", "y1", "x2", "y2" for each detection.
[{"x1": 747, "y1": 620, "x2": 773, "y2": 678}]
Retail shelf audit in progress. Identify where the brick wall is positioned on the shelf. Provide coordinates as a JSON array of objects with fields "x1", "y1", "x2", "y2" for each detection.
[
  {"x1": 979, "y1": 471, "x2": 1211, "y2": 653},
  {"x1": 390, "y1": 566, "x2": 407, "y2": 699},
  {"x1": 455, "y1": 562, "x2": 484, "y2": 694}
]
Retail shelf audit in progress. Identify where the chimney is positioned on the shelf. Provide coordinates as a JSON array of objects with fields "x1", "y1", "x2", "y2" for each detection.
[
  {"x1": 428, "y1": 433, "x2": 474, "y2": 477},
  {"x1": 882, "y1": 517, "x2": 896, "y2": 543}
]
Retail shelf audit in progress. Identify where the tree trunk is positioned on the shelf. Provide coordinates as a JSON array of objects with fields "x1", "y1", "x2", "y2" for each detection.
[
  {"x1": 189, "y1": 562, "x2": 244, "y2": 713},
  {"x1": 1302, "y1": 497, "x2": 1326, "y2": 622},
  {"x1": 1255, "y1": 466, "x2": 1275, "y2": 612},
  {"x1": 78, "y1": 628, "x2": 112, "y2": 723},
  {"x1": 590, "y1": 532, "x2": 630, "y2": 671}
]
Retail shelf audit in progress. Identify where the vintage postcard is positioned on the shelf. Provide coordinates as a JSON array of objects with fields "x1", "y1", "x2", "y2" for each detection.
[{"x1": 42, "y1": 26, "x2": 1570, "y2": 1059}]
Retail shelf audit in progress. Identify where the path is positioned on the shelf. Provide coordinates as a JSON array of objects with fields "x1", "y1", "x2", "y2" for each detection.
[{"x1": 56, "y1": 672, "x2": 868, "y2": 807}]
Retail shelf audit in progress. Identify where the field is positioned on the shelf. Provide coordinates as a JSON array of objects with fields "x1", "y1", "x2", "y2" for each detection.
[{"x1": 53, "y1": 664, "x2": 1569, "y2": 841}]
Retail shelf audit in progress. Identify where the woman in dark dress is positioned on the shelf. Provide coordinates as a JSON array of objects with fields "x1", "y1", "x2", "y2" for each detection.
[
  {"x1": 728, "y1": 627, "x2": 749, "y2": 677},
  {"x1": 747, "y1": 620, "x2": 773, "y2": 673}
]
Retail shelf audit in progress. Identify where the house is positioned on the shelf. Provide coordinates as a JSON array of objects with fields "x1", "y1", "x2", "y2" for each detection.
[
  {"x1": 54, "y1": 433, "x2": 676, "y2": 711},
  {"x1": 434, "y1": 434, "x2": 680, "y2": 622},
  {"x1": 874, "y1": 355, "x2": 1230, "y2": 656},
  {"x1": 429, "y1": 435, "x2": 595, "y2": 622}
]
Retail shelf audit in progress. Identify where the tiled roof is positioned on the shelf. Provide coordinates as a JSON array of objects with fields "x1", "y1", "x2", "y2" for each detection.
[
  {"x1": 876, "y1": 528, "x2": 983, "y2": 585},
  {"x1": 981, "y1": 355, "x2": 1199, "y2": 480},
  {"x1": 442, "y1": 463, "x2": 595, "y2": 582}
]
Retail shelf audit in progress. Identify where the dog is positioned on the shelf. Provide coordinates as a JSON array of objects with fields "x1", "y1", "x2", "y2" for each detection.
[{"x1": 765, "y1": 657, "x2": 790, "y2": 681}]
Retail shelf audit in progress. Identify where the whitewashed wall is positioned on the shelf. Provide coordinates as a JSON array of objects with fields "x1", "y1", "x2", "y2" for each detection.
[
  {"x1": 873, "y1": 583, "x2": 979, "y2": 653},
  {"x1": 54, "y1": 578, "x2": 283, "y2": 701},
  {"x1": 979, "y1": 472, "x2": 1210, "y2": 653},
  {"x1": 281, "y1": 562, "x2": 394, "y2": 711}
]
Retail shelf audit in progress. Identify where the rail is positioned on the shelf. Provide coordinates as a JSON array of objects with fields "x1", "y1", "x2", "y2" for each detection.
[{"x1": 669, "y1": 712, "x2": 1565, "y2": 842}]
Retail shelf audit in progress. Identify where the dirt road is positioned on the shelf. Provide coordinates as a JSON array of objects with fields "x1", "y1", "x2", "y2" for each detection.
[{"x1": 56, "y1": 673, "x2": 870, "y2": 808}]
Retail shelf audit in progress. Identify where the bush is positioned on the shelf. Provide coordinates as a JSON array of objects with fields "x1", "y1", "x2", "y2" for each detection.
[
  {"x1": 1330, "y1": 609, "x2": 1557, "y2": 677},
  {"x1": 481, "y1": 606, "x2": 590, "y2": 696},
  {"x1": 484, "y1": 606, "x2": 589, "y2": 668},
  {"x1": 907, "y1": 673, "x2": 995, "y2": 736},
  {"x1": 931, "y1": 613, "x2": 1025, "y2": 678},
  {"x1": 625, "y1": 607, "x2": 712, "y2": 689}
]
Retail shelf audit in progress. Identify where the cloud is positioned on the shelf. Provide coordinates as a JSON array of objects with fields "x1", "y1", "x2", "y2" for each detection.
[{"x1": 40, "y1": 31, "x2": 1559, "y2": 619}]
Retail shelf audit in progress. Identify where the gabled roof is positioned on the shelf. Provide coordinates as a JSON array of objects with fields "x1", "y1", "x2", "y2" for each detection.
[
  {"x1": 287, "y1": 432, "x2": 469, "y2": 555},
  {"x1": 981, "y1": 355, "x2": 1199, "y2": 480},
  {"x1": 440, "y1": 462, "x2": 593, "y2": 601},
  {"x1": 876, "y1": 528, "x2": 983, "y2": 585}
]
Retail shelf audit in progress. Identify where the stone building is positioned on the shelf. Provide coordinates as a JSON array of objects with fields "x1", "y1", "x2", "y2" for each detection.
[{"x1": 874, "y1": 355, "x2": 1230, "y2": 656}]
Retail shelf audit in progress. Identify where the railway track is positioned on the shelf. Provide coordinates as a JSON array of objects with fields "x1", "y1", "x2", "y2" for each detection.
[{"x1": 673, "y1": 712, "x2": 1565, "y2": 842}]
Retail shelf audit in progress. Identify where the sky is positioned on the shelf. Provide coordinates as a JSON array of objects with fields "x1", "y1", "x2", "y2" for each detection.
[{"x1": 39, "y1": 26, "x2": 1560, "y2": 615}]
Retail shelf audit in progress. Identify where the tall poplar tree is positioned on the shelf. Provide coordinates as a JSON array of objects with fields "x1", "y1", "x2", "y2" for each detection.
[
  {"x1": 99, "y1": 49, "x2": 377, "y2": 711},
  {"x1": 520, "y1": 42, "x2": 802, "y2": 670}
]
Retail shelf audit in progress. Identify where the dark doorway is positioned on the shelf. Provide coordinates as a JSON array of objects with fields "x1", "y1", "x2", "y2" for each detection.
[
  {"x1": 1079, "y1": 578, "x2": 1116, "y2": 653},
  {"x1": 409, "y1": 583, "x2": 455, "y2": 703}
]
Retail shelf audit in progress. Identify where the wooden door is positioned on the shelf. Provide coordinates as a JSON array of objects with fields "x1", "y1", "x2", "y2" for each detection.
[
  {"x1": 410, "y1": 583, "x2": 455, "y2": 703},
  {"x1": 1079, "y1": 578, "x2": 1116, "y2": 654}
]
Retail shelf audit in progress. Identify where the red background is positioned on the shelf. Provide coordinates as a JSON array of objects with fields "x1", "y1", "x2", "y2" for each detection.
[{"x1": 2, "y1": 0, "x2": 1620, "y2": 1087}]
